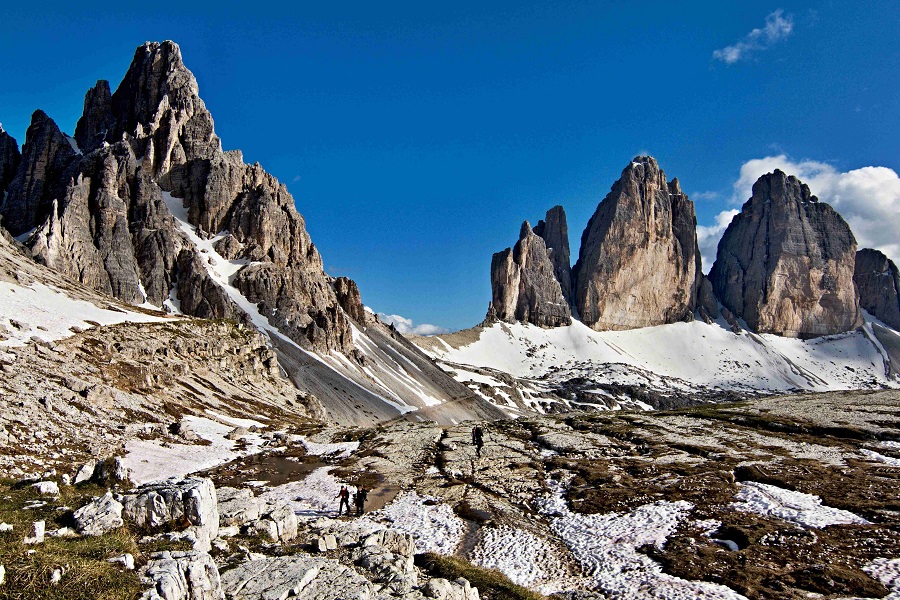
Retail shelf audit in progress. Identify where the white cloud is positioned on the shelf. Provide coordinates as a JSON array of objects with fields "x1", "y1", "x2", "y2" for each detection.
[
  {"x1": 377, "y1": 312, "x2": 450, "y2": 336},
  {"x1": 697, "y1": 209, "x2": 739, "y2": 273},
  {"x1": 699, "y1": 154, "x2": 900, "y2": 272},
  {"x1": 713, "y1": 10, "x2": 794, "y2": 64}
]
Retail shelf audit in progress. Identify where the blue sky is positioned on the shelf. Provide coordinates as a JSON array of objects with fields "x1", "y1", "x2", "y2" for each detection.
[{"x1": 2, "y1": 1, "x2": 899, "y2": 332}]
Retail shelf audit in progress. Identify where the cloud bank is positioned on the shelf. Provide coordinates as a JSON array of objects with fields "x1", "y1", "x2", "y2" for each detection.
[
  {"x1": 375, "y1": 311, "x2": 450, "y2": 336},
  {"x1": 699, "y1": 155, "x2": 900, "y2": 273},
  {"x1": 713, "y1": 10, "x2": 794, "y2": 64}
]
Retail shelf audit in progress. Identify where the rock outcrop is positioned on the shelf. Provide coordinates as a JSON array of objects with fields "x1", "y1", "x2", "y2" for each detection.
[
  {"x1": 123, "y1": 478, "x2": 219, "y2": 552},
  {"x1": 0, "y1": 110, "x2": 80, "y2": 236},
  {"x1": 73, "y1": 492, "x2": 125, "y2": 536},
  {"x1": 140, "y1": 550, "x2": 223, "y2": 600},
  {"x1": 532, "y1": 205, "x2": 573, "y2": 305},
  {"x1": 0, "y1": 127, "x2": 20, "y2": 198},
  {"x1": 573, "y1": 157, "x2": 701, "y2": 330},
  {"x1": 709, "y1": 170, "x2": 862, "y2": 338},
  {"x1": 854, "y1": 248, "x2": 900, "y2": 330},
  {"x1": 489, "y1": 221, "x2": 572, "y2": 328}
]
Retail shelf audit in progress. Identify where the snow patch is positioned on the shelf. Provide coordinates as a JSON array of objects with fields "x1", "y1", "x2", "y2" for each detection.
[
  {"x1": 471, "y1": 525, "x2": 566, "y2": 588},
  {"x1": 0, "y1": 280, "x2": 168, "y2": 348},
  {"x1": 122, "y1": 416, "x2": 265, "y2": 484},
  {"x1": 297, "y1": 436, "x2": 360, "y2": 458},
  {"x1": 361, "y1": 491, "x2": 464, "y2": 555},
  {"x1": 731, "y1": 481, "x2": 870, "y2": 528},
  {"x1": 864, "y1": 558, "x2": 900, "y2": 599},
  {"x1": 538, "y1": 480, "x2": 747, "y2": 599}
]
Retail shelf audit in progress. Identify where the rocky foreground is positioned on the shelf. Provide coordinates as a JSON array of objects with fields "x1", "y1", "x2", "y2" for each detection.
[{"x1": 1, "y1": 390, "x2": 899, "y2": 599}]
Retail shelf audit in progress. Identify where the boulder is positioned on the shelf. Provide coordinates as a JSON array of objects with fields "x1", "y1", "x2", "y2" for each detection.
[
  {"x1": 140, "y1": 550, "x2": 223, "y2": 600},
  {"x1": 92, "y1": 457, "x2": 131, "y2": 486},
  {"x1": 489, "y1": 221, "x2": 572, "y2": 327},
  {"x1": 424, "y1": 578, "x2": 479, "y2": 600},
  {"x1": 219, "y1": 555, "x2": 375, "y2": 600},
  {"x1": 74, "y1": 461, "x2": 97, "y2": 484},
  {"x1": 709, "y1": 170, "x2": 862, "y2": 337},
  {"x1": 24, "y1": 520, "x2": 44, "y2": 544},
  {"x1": 573, "y1": 157, "x2": 701, "y2": 330},
  {"x1": 854, "y1": 248, "x2": 900, "y2": 330},
  {"x1": 216, "y1": 487, "x2": 261, "y2": 526},
  {"x1": 31, "y1": 481, "x2": 59, "y2": 496},
  {"x1": 73, "y1": 491, "x2": 124, "y2": 536},
  {"x1": 123, "y1": 478, "x2": 218, "y2": 551}
]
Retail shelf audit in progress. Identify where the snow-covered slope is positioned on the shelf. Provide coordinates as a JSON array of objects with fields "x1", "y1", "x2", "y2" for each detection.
[{"x1": 414, "y1": 317, "x2": 900, "y2": 415}]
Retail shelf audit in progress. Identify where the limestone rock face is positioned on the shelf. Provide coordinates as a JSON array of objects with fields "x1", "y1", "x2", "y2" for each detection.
[
  {"x1": 855, "y1": 248, "x2": 900, "y2": 330},
  {"x1": 489, "y1": 221, "x2": 572, "y2": 328},
  {"x1": 4, "y1": 40, "x2": 357, "y2": 354},
  {"x1": 0, "y1": 110, "x2": 80, "y2": 236},
  {"x1": 73, "y1": 80, "x2": 115, "y2": 154},
  {"x1": 573, "y1": 157, "x2": 701, "y2": 330},
  {"x1": 532, "y1": 205, "x2": 573, "y2": 305},
  {"x1": 0, "y1": 127, "x2": 20, "y2": 197},
  {"x1": 709, "y1": 170, "x2": 862, "y2": 338},
  {"x1": 334, "y1": 276, "x2": 367, "y2": 323}
]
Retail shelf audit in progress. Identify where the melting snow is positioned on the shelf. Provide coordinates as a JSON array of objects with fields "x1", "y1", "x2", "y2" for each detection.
[
  {"x1": 471, "y1": 525, "x2": 566, "y2": 588},
  {"x1": 297, "y1": 436, "x2": 360, "y2": 458},
  {"x1": 260, "y1": 467, "x2": 345, "y2": 518},
  {"x1": 361, "y1": 491, "x2": 464, "y2": 555},
  {"x1": 731, "y1": 482, "x2": 870, "y2": 528},
  {"x1": 122, "y1": 416, "x2": 265, "y2": 484},
  {"x1": 864, "y1": 558, "x2": 900, "y2": 599},
  {"x1": 538, "y1": 480, "x2": 747, "y2": 599},
  {"x1": 0, "y1": 280, "x2": 168, "y2": 348},
  {"x1": 860, "y1": 448, "x2": 900, "y2": 467}
]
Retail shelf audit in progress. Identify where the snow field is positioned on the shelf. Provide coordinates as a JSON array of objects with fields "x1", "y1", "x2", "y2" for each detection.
[
  {"x1": 423, "y1": 319, "x2": 896, "y2": 395},
  {"x1": 731, "y1": 482, "x2": 870, "y2": 528},
  {"x1": 864, "y1": 558, "x2": 900, "y2": 600},
  {"x1": 0, "y1": 280, "x2": 168, "y2": 349},
  {"x1": 538, "y1": 481, "x2": 748, "y2": 599},
  {"x1": 122, "y1": 416, "x2": 266, "y2": 484},
  {"x1": 361, "y1": 491, "x2": 464, "y2": 555},
  {"x1": 296, "y1": 436, "x2": 360, "y2": 458},
  {"x1": 470, "y1": 525, "x2": 566, "y2": 588},
  {"x1": 260, "y1": 466, "x2": 345, "y2": 517}
]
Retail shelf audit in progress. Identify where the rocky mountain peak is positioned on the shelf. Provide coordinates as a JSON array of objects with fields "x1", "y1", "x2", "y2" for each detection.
[
  {"x1": 854, "y1": 248, "x2": 900, "y2": 330},
  {"x1": 573, "y1": 156, "x2": 701, "y2": 330},
  {"x1": 73, "y1": 80, "x2": 114, "y2": 154},
  {"x1": 0, "y1": 126, "x2": 20, "y2": 199},
  {"x1": 709, "y1": 170, "x2": 862, "y2": 338},
  {"x1": 532, "y1": 205, "x2": 573, "y2": 305},
  {"x1": 489, "y1": 216, "x2": 572, "y2": 328},
  {"x1": 0, "y1": 110, "x2": 80, "y2": 236}
]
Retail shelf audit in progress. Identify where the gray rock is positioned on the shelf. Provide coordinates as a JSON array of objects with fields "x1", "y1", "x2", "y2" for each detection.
[
  {"x1": 533, "y1": 205, "x2": 573, "y2": 306},
  {"x1": 24, "y1": 520, "x2": 45, "y2": 544},
  {"x1": 855, "y1": 248, "x2": 900, "y2": 330},
  {"x1": 216, "y1": 487, "x2": 261, "y2": 526},
  {"x1": 91, "y1": 457, "x2": 131, "y2": 485},
  {"x1": 573, "y1": 157, "x2": 701, "y2": 331},
  {"x1": 123, "y1": 477, "x2": 219, "y2": 551},
  {"x1": 0, "y1": 110, "x2": 80, "y2": 236},
  {"x1": 709, "y1": 170, "x2": 862, "y2": 337},
  {"x1": 224, "y1": 427, "x2": 249, "y2": 441},
  {"x1": 334, "y1": 276, "x2": 367, "y2": 323},
  {"x1": 73, "y1": 80, "x2": 115, "y2": 155},
  {"x1": 74, "y1": 460, "x2": 97, "y2": 484},
  {"x1": 73, "y1": 491, "x2": 124, "y2": 536},
  {"x1": 696, "y1": 275, "x2": 719, "y2": 323},
  {"x1": 31, "y1": 481, "x2": 59, "y2": 496},
  {"x1": 219, "y1": 554, "x2": 374, "y2": 600},
  {"x1": 489, "y1": 220, "x2": 572, "y2": 328},
  {"x1": 423, "y1": 578, "x2": 479, "y2": 600},
  {"x1": 0, "y1": 127, "x2": 20, "y2": 198},
  {"x1": 140, "y1": 550, "x2": 223, "y2": 600}
]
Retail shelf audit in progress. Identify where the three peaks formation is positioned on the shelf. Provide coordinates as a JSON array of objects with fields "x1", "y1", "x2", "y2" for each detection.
[{"x1": 1, "y1": 41, "x2": 899, "y2": 426}]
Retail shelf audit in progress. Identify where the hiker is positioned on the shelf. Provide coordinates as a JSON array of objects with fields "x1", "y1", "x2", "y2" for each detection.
[
  {"x1": 354, "y1": 486, "x2": 369, "y2": 516},
  {"x1": 336, "y1": 485, "x2": 351, "y2": 516},
  {"x1": 472, "y1": 425, "x2": 484, "y2": 456}
]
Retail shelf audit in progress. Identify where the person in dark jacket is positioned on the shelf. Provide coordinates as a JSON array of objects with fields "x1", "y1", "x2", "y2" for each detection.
[
  {"x1": 472, "y1": 425, "x2": 484, "y2": 456},
  {"x1": 354, "y1": 487, "x2": 369, "y2": 515}
]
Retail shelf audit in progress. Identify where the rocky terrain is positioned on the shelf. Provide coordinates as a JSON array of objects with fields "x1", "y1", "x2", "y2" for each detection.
[{"x1": 2, "y1": 391, "x2": 900, "y2": 600}]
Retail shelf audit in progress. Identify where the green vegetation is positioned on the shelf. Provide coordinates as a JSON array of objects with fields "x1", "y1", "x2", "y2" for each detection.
[{"x1": 416, "y1": 552, "x2": 547, "y2": 600}]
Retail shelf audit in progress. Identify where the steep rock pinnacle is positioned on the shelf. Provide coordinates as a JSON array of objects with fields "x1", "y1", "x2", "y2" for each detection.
[
  {"x1": 489, "y1": 220, "x2": 572, "y2": 328},
  {"x1": 854, "y1": 248, "x2": 900, "y2": 330},
  {"x1": 709, "y1": 170, "x2": 862, "y2": 338},
  {"x1": 573, "y1": 157, "x2": 702, "y2": 330}
]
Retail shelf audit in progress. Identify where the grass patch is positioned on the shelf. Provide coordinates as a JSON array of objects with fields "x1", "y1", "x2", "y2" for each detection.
[{"x1": 416, "y1": 552, "x2": 547, "y2": 600}]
